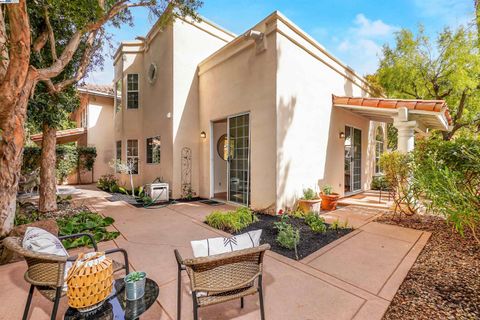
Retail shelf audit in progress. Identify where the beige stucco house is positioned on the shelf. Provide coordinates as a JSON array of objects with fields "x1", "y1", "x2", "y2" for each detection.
[
  {"x1": 32, "y1": 84, "x2": 115, "y2": 184},
  {"x1": 112, "y1": 11, "x2": 450, "y2": 212}
]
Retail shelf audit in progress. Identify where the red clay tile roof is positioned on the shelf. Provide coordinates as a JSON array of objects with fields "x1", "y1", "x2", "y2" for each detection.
[
  {"x1": 332, "y1": 95, "x2": 452, "y2": 125},
  {"x1": 30, "y1": 127, "x2": 86, "y2": 143},
  {"x1": 78, "y1": 83, "x2": 114, "y2": 96}
]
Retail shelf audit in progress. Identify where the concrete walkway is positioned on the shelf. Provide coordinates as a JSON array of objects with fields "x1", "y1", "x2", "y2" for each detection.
[{"x1": 0, "y1": 186, "x2": 430, "y2": 320}]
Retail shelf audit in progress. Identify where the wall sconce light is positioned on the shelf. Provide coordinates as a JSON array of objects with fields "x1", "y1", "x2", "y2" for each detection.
[
  {"x1": 339, "y1": 132, "x2": 345, "y2": 139},
  {"x1": 200, "y1": 131, "x2": 206, "y2": 139}
]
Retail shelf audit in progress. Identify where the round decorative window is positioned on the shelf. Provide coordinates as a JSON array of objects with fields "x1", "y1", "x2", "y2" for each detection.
[
  {"x1": 147, "y1": 63, "x2": 157, "y2": 84},
  {"x1": 217, "y1": 134, "x2": 228, "y2": 161}
]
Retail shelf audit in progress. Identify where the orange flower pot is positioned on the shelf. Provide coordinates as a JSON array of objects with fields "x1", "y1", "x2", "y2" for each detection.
[
  {"x1": 320, "y1": 193, "x2": 339, "y2": 211},
  {"x1": 297, "y1": 199, "x2": 321, "y2": 213}
]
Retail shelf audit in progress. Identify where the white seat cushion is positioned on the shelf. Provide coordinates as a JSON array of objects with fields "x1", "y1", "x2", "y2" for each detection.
[
  {"x1": 22, "y1": 227, "x2": 71, "y2": 290},
  {"x1": 22, "y1": 227, "x2": 68, "y2": 257},
  {"x1": 191, "y1": 229, "x2": 262, "y2": 258}
]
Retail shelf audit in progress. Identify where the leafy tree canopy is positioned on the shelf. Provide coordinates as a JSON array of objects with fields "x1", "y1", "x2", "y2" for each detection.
[{"x1": 376, "y1": 26, "x2": 480, "y2": 140}]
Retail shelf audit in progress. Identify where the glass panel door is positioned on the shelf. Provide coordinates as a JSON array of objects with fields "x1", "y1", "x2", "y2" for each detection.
[
  {"x1": 344, "y1": 126, "x2": 362, "y2": 193},
  {"x1": 227, "y1": 114, "x2": 250, "y2": 206}
]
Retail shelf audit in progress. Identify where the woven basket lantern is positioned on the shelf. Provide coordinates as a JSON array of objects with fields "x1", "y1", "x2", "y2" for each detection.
[{"x1": 67, "y1": 252, "x2": 114, "y2": 310}]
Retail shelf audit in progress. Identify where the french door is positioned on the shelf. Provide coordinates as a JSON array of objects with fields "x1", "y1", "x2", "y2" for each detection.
[
  {"x1": 227, "y1": 113, "x2": 250, "y2": 206},
  {"x1": 344, "y1": 126, "x2": 362, "y2": 194}
]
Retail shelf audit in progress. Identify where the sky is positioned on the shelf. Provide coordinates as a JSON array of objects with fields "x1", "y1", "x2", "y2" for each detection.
[{"x1": 85, "y1": 0, "x2": 475, "y2": 84}]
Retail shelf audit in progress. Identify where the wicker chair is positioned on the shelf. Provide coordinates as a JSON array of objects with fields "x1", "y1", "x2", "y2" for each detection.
[
  {"x1": 174, "y1": 244, "x2": 270, "y2": 320},
  {"x1": 2, "y1": 233, "x2": 129, "y2": 320}
]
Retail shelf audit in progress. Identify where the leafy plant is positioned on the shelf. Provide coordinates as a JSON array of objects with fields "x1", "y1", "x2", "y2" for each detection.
[
  {"x1": 56, "y1": 194, "x2": 72, "y2": 205},
  {"x1": 371, "y1": 175, "x2": 390, "y2": 190},
  {"x1": 97, "y1": 174, "x2": 119, "y2": 192},
  {"x1": 301, "y1": 188, "x2": 317, "y2": 200},
  {"x1": 414, "y1": 138, "x2": 480, "y2": 243},
  {"x1": 125, "y1": 271, "x2": 146, "y2": 283},
  {"x1": 305, "y1": 212, "x2": 327, "y2": 233},
  {"x1": 57, "y1": 211, "x2": 120, "y2": 249},
  {"x1": 205, "y1": 207, "x2": 258, "y2": 233},
  {"x1": 289, "y1": 210, "x2": 305, "y2": 219},
  {"x1": 321, "y1": 185, "x2": 333, "y2": 195},
  {"x1": 275, "y1": 220, "x2": 300, "y2": 260}
]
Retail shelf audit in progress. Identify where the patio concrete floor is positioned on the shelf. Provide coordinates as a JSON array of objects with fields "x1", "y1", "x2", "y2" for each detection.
[{"x1": 0, "y1": 185, "x2": 430, "y2": 320}]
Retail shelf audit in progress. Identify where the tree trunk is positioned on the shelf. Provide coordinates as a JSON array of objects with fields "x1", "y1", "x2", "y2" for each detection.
[{"x1": 38, "y1": 123, "x2": 58, "y2": 213}]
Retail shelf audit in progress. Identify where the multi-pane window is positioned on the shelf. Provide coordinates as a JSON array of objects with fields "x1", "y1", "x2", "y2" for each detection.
[
  {"x1": 127, "y1": 139, "x2": 139, "y2": 174},
  {"x1": 375, "y1": 127, "x2": 385, "y2": 174},
  {"x1": 127, "y1": 74, "x2": 139, "y2": 109},
  {"x1": 116, "y1": 141, "x2": 122, "y2": 161},
  {"x1": 80, "y1": 109, "x2": 87, "y2": 127},
  {"x1": 146, "y1": 136, "x2": 161, "y2": 164},
  {"x1": 115, "y1": 79, "x2": 122, "y2": 112},
  {"x1": 115, "y1": 141, "x2": 122, "y2": 173}
]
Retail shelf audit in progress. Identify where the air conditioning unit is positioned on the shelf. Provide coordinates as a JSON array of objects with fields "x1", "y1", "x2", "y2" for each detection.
[{"x1": 145, "y1": 183, "x2": 169, "y2": 202}]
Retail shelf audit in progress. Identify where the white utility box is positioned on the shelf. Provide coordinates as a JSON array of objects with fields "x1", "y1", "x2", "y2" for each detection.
[{"x1": 145, "y1": 183, "x2": 169, "y2": 202}]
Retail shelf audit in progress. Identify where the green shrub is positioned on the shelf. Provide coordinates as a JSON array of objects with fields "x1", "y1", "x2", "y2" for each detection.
[
  {"x1": 97, "y1": 174, "x2": 118, "y2": 191},
  {"x1": 414, "y1": 138, "x2": 480, "y2": 243},
  {"x1": 301, "y1": 188, "x2": 317, "y2": 200},
  {"x1": 275, "y1": 220, "x2": 300, "y2": 260},
  {"x1": 205, "y1": 207, "x2": 258, "y2": 232},
  {"x1": 57, "y1": 211, "x2": 120, "y2": 249},
  {"x1": 305, "y1": 212, "x2": 327, "y2": 233},
  {"x1": 371, "y1": 175, "x2": 390, "y2": 190}
]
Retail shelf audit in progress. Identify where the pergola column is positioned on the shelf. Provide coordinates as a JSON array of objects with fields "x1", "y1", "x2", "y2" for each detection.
[{"x1": 394, "y1": 120, "x2": 417, "y2": 153}]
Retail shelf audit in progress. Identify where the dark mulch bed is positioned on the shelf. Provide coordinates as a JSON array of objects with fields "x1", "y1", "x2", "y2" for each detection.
[
  {"x1": 376, "y1": 214, "x2": 480, "y2": 320},
  {"x1": 234, "y1": 214, "x2": 353, "y2": 260},
  {"x1": 106, "y1": 192, "x2": 203, "y2": 208}
]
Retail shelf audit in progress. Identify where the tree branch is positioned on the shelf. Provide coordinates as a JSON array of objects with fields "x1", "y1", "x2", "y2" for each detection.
[
  {"x1": 50, "y1": 31, "x2": 99, "y2": 92},
  {"x1": 37, "y1": 0, "x2": 157, "y2": 81},
  {"x1": 32, "y1": 29, "x2": 49, "y2": 53},
  {"x1": 43, "y1": 6, "x2": 57, "y2": 61},
  {"x1": 453, "y1": 89, "x2": 468, "y2": 124},
  {"x1": 0, "y1": 0, "x2": 31, "y2": 110},
  {"x1": 0, "y1": 5, "x2": 9, "y2": 79}
]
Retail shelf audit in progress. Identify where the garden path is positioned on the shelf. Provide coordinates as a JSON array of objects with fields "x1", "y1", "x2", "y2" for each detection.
[{"x1": 0, "y1": 185, "x2": 430, "y2": 320}]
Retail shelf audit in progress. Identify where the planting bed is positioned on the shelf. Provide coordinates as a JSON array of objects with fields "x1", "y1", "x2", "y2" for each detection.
[
  {"x1": 234, "y1": 214, "x2": 353, "y2": 260},
  {"x1": 377, "y1": 214, "x2": 480, "y2": 320}
]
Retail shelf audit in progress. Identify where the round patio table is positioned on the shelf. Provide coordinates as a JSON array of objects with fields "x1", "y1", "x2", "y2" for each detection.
[{"x1": 64, "y1": 278, "x2": 159, "y2": 320}]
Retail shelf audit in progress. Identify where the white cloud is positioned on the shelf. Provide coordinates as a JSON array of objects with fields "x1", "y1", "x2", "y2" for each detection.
[
  {"x1": 412, "y1": 0, "x2": 473, "y2": 27},
  {"x1": 333, "y1": 14, "x2": 397, "y2": 75},
  {"x1": 354, "y1": 14, "x2": 398, "y2": 37}
]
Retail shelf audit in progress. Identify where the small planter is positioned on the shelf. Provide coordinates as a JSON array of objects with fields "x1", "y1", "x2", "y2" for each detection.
[
  {"x1": 297, "y1": 199, "x2": 321, "y2": 213},
  {"x1": 124, "y1": 271, "x2": 146, "y2": 301},
  {"x1": 320, "y1": 193, "x2": 339, "y2": 211}
]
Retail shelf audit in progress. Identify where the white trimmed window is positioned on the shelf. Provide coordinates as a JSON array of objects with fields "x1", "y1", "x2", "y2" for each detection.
[
  {"x1": 375, "y1": 127, "x2": 385, "y2": 174},
  {"x1": 115, "y1": 79, "x2": 122, "y2": 112},
  {"x1": 127, "y1": 139, "x2": 139, "y2": 174},
  {"x1": 127, "y1": 74, "x2": 139, "y2": 109},
  {"x1": 146, "y1": 136, "x2": 161, "y2": 164}
]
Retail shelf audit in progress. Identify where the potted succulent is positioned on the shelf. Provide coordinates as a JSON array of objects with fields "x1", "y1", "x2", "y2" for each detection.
[
  {"x1": 124, "y1": 271, "x2": 147, "y2": 300},
  {"x1": 320, "y1": 185, "x2": 340, "y2": 211},
  {"x1": 297, "y1": 188, "x2": 321, "y2": 213}
]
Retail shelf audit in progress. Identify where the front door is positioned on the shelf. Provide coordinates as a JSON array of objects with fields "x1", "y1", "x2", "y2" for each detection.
[
  {"x1": 344, "y1": 126, "x2": 362, "y2": 194},
  {"x1": 227, "y1": 113, "x2": 250, "y2": 206}
]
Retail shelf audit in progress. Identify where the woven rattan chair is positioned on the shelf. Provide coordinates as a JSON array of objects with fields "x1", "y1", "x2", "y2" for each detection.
[
  {"x1": 2, "y1": 233, "x2": 129, "y2": 320},
  {"x1": 174, "y1": 244, "x2": 270, "y2": 320}
]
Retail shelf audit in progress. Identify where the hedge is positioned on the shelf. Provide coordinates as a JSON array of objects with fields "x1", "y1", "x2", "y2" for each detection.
[{"x1": 23, "y1": 145, "x2": 97, "y2": 183}]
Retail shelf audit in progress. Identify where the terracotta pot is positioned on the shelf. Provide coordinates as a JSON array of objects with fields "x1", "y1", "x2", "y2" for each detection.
[
  {"x1": 320, "y1": 193, "x2": 339, "y2": 211},
  {"x1": 297, "y1": 199, "x2": 321, "y2": 213}
]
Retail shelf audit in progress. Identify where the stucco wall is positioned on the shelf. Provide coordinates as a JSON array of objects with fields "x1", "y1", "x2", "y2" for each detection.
[
  {"x1": 198, "y1": 25, "x2": 277, "y2": 211},
  {"x1": 275, "y1": 16, "x2": 378, "y2": 210},
  {"x1": 171, "y1": 19, "x2": 232, "y2": 198},
  {"x1": 86, "y1": 95, "x2": 115, "y2": 181}
]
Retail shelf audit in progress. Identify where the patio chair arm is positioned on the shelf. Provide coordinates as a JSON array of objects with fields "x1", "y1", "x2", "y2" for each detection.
[
  {"x1": 174, "y1": 249, "x2": 186, "y2": 271},
  {"x1": 59, "y1": 233, "x2": 98, "y2": 251},
  {"x1": 104, "y1": 248, "x2": 130, "y2": 274}
]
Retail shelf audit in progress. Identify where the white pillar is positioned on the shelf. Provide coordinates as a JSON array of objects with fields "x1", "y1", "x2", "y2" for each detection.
[{"x1": 394, "y1": 121, "x2": 417, "y2": 153}]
